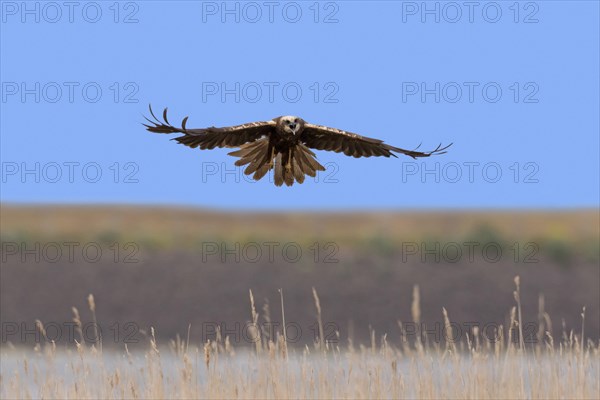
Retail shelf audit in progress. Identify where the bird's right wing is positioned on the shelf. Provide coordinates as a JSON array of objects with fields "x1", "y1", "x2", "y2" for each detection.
[{"x1": 144, "y1": 105, "x2": 276, "y2": 149}]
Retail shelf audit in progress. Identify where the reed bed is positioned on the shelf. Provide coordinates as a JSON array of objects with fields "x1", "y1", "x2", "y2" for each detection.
[{"x1": 1, "y1": 276, "x2": 598, "y2": 399}]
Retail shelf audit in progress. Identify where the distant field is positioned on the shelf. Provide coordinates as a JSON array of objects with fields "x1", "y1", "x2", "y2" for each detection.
[
  {"x1": 2, "y1": 205, "x2": 598, "y2": 244},
  {"x1": 1, "y1": 205, "x2": 599, "y2": 347}
]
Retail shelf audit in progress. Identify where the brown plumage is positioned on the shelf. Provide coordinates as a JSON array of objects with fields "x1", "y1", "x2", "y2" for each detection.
[{"x1": 144, "y1": 105, "x2": 452, "y2": 187}]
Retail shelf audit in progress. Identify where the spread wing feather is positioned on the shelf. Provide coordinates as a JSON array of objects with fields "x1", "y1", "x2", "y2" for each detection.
[
  {"x1": 291, "y1": 152, "x2": 305, "y2": 184},
  {"x1": 295, "y1": 144, "x2": 326, "y2": 177},
  {"x1": 301, "y1": 123, "x2": 452, "y2": 159},
  {"x1": 144, "y1": 105, "x2": 276, "y2": 150},
  {"x1": 232, "y1": 141, "x2": 266, "y2": 167}
]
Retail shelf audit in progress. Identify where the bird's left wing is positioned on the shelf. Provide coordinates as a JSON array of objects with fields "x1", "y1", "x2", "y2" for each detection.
[
  {"x1": 144, "y1": 106, "x2": 276, "y2": 149},
  {"x1": 301, "y1": 123, "x2": 451, "y2": 159}
]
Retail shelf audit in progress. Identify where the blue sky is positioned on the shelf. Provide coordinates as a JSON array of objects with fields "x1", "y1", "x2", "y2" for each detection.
[{"x1": 1, "y1": 1, "x2": 598, "y2": 210}]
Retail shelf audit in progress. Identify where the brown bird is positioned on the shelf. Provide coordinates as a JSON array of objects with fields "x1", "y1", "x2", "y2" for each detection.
[{"x1": 144, "y1": 106, "x2": 452, "y2": 187}]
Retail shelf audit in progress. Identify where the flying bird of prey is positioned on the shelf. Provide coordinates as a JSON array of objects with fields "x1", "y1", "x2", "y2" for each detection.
[{"x1": 144, "y1": 106, "x2": 452, "y2": 187}]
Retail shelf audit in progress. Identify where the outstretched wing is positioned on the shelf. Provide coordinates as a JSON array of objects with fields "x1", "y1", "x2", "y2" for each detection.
[
  {"x1": 144, "y1": 105, "x2": 276, "y2": 149},
  {"x1": 301, "y1": 123, "x2": 452, "y2": 159}
]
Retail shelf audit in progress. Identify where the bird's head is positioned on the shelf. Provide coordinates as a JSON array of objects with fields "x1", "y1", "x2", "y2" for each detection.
[{"x1": 277, "y1": 116, "x2": 304, "y2": 135}]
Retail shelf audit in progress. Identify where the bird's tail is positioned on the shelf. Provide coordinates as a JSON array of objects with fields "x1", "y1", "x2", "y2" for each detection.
[{"x1": 228, "y1": 142, "x2": 325, "y2": 186}]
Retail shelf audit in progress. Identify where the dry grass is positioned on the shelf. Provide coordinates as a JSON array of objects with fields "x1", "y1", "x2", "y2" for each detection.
[{"x1": 1, "y1": 276, "x2": 598, "y2": 399}]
